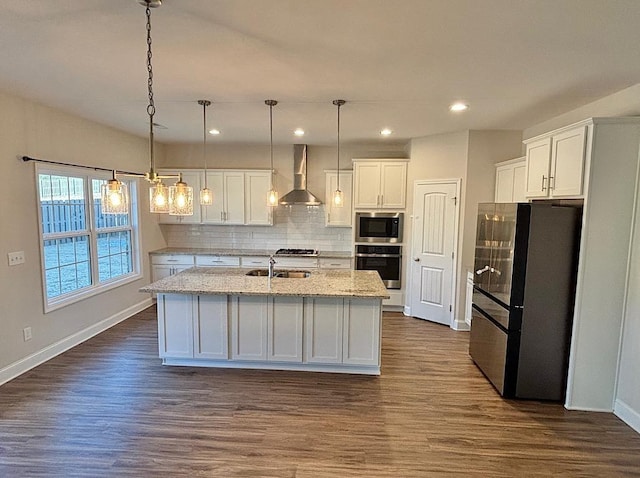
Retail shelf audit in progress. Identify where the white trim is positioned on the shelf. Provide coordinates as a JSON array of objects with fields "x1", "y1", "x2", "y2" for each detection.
[
  {"x1": 451, "y1": 319, "x2": 470, "y2": 331},
  {"x1": 161, "y1": 357, "x2": 380, "y2": 375},
  {"x1": 564, "y1": 405, "x2": 614, "y2": 413},
  {"x1": 0, "y1": 298, "x2": 153, "y2": 387},
  {"x1": 614, "y1": 399, "x2": 640, "y2": 434},
  {"x1": 403, "y1": 305, "x2": 411, "y2": 316}
]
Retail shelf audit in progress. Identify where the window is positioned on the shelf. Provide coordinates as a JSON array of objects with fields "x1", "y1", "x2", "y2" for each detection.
[{"x1": 37, "y1": 166, "x2": 140, "y2": 312}]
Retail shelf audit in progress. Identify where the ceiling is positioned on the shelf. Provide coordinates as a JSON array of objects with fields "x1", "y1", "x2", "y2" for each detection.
[{"x1": 1, "y1": 0, "x2": 640, "y2": 146}]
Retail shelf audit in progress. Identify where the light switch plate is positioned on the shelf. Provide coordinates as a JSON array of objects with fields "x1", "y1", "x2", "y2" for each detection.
[{"x1": 8, "y1": 251, "x2": 25, "y2": 266}]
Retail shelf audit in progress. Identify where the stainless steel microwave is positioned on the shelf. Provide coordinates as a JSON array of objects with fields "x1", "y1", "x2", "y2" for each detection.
[{"x1": 355, "y1": 212, "x2": 404, "y2": 243}]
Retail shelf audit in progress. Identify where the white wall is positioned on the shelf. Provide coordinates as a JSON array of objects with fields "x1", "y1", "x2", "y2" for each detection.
[
  {"x1": 0, "y1": 90, "x2": 166, "y2": 381},
  {"x1": 407, "y1": 130, "x2": 522, "y2": 326}
]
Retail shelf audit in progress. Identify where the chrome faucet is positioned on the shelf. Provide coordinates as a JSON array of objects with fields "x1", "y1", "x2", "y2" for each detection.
[{"x1": 268, "y1": 255, "x2": 276, "y2": 278}]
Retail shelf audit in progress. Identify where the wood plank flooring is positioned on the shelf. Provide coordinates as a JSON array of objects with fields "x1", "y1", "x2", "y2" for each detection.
[{"x1": 1, "y1": 307, "x2": 639, "y2": 477}]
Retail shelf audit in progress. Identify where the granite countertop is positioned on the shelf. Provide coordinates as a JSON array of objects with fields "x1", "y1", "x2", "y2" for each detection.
[
  {"x1": 150, "y1": 247, "x2": 353, "y2": 259},
  {"x1": 140, "y1": 267, "x2": 389, "y2": 299}
]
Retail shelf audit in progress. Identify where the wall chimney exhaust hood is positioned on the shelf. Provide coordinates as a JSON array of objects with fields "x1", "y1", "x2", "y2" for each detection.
[{"x1": 279, "y1": 144, "x2": 322, "y2": 206}]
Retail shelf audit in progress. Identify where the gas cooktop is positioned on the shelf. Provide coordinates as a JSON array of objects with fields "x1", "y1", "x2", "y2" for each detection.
[{"x1": 275, "y1": 248, "x2": 318, "y2": 256}]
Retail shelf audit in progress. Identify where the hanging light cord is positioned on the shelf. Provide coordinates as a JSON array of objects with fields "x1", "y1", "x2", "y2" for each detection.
[
  {"x1": 145, "y1": 4, "x2": 157, "y2": 181},
  {"x1": 199, "y1": 100, "x2": 211, "y2": 188},
  {"x1": 333, "y1": 99, "x2": 346, "y2": 191},
  {"x1": 265, "y1": 100, "x2": 277, "y2": 181}
]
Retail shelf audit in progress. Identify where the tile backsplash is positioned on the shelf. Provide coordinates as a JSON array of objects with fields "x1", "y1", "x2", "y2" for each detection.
[{"x1": 162, "y1": 205, "x2": 352, "y2": 252}]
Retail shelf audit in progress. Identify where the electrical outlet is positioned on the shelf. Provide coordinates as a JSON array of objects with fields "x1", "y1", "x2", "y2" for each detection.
[
  {"x1": 8, "y1": 251, "x2": 25, "y2": 266},
  {"x1": 23, "y1": 327, "x2": 32, "y2": 342}
]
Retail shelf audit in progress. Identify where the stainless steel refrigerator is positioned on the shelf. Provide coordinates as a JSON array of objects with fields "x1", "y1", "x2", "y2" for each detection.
[{"x1": 469, "y1": 202, "x2": 580, "y2": 400}]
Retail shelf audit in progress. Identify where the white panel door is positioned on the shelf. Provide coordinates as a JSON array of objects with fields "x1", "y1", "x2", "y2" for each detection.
[
  {"x1": 231, "y1": 296, "x2": 268, "y2": 361},
  {"x1": 550, "y1": 126, "x2": 586, "y2": 197},
  {"x1": 525, "y1": 138, "x2": 552, "y2": 198},
  {"x1": 157, "y1": 294, "x2": 194, "y2": 358},
  {"x1": 194, "y1": 295, "x2": 229, "y2": 359},
  {"x1": 202, "y1": 172, "x2": 224, "y2": 223},
  {"x1": 342, "y1": 299, "x2": 381, "y2": 366},
  {"x1": 410, "y1": 181, "x2": 459, "y2": 326},
  {"x1": 305, "y1": 298, "x2": 344, "y2": 364},
  {"x1": 223, "y1": 172, "x2": 246, "y2": 224},
  {"x1": 354, "y1": 162, "x2": 381, "y2": 208},
  {"x1": 268, "y1": 297, "x2": 303, "y2": 362},
  {"x1": 512, "y1": 163, "x2": 527, "y2": 202},
  {"x1": 380, "y1": 162, "x2": 407, "y2": 208},
  {"x1": 245, "y1": 171, "x2": 272, "y2": 225}
]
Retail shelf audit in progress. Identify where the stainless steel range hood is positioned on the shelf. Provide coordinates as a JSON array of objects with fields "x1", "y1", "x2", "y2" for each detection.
[{"x1": 279, "y1": 144, "x2": 322, "y2": 206}]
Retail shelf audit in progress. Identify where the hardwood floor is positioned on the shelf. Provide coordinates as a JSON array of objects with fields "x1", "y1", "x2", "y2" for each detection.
[{"x1": 1, "y1": 308, "x2": 639, "y2": 477}]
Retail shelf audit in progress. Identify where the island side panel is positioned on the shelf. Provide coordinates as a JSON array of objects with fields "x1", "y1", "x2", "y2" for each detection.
[
  {"x1": 304, "y1": 297, "x2": 345, "y2": 364},
  {"x1": 194, "y1": 295, "x2": 229, "y2": 360},
  {"x1": 157, "y1": 293, "x2": 194, "y2": 359},
  {"x1": 343, "y1": 298, "x2": 382, "y2": 366},
  {"x1": 230, "y1": 296, "x2": 269, "y2": 361},
  {"x1": 268, "y1": 297, "x2": 304, "y2": 362}
]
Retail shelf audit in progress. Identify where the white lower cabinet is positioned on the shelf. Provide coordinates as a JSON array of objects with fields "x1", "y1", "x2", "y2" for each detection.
[
  {"x1": 231, "y1": 296, "x2": 268, "y2": 361},
  {"x1": 156, "y1": 293, "x2": 382, "y2": 374},
  {"x1": 151, "y1": 254, "x2": 195, "y2": 282},
  {"x1": 304, "y1": 297, "x2": 344, "y2": 364},
  {"x1": 342, "y1": 299, "x2": 381, "y2": 366},
  {"x1": 157, "y1": 293, "x2": 194, "y2": 359},
  {"x1": 194, "y1": 295, "x2": 229, "y2": 359},
  {"x1": 268, "y1": 297, "x2": 304, "y2": 362}
]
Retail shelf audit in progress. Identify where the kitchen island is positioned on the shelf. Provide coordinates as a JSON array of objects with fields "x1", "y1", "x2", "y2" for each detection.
[{"x1": 140, "y1": 268, "x2": 389, "y2": 375}]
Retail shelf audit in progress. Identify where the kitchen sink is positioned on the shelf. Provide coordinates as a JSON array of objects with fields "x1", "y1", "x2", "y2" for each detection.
[{"x1": 245, "y1": 269, "x2": 310, "y2": 278}]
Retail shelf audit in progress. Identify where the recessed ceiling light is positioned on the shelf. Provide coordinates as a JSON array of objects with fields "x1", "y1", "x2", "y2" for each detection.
[
  {"x1": 449, "y1": 102, "x2": 469, "y2": 112},
  {"x1": 294, "y1": 128, "x2": 305, "y2": 136},
  {"x1": 208, "y1": 128, "x2": 220, "y2": 135},
  {"x1": 380, "y1": 128, "x2": 392, "y2": 136}
]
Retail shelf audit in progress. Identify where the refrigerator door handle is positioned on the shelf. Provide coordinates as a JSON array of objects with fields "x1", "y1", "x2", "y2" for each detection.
[
  {"x1": 490, "y1": 267, "x2": 502, "y2": 276},
  {"x1": 475, "y1": 265, "x2": 490, "y2": 275}
]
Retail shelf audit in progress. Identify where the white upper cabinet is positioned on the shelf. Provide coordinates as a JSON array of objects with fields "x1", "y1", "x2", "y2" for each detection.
[
  {"x1": 202, "y1": 171, "x2": 245, "y2": 225},
  {"x1": 524, "y1": 125, "x2": 586, "y2": 199},
  {"x1": 353, "y1": 159, "x2": 408, "y2": 209},
  {"x1": 157, "y1": 169, "x2": 272, "y2": 226},
  {"x1": 157, "y1": 170, "x2": 202, "y2": 224},
  {"x1": 244, "y1": 171, "x2": 273, "y2": 226},
  {"x1": 495, "y1": 157, "x2": 527, "y2": 203},
  {"x1": 325, "y1": 170, "x2": 353, "y2": 227}
]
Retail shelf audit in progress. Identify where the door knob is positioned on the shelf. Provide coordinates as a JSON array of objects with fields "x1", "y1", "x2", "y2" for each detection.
[{"x1": 413, "y1": 257, "x2": 420, "y2": 262}]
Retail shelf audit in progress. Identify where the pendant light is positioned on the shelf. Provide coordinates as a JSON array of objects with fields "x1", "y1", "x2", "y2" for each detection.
[
  {"x1": 139, "y1": 0, "x2": 191, "y2": 214},
  {"x1": 332, "y1": 99, "x2": 346, "y2": 207},
  {"x1": 198, "y1": 100, "x2": 213, "y2": 206},
  {"x1": 169, "y1": 173, "x2": 194, "y2": 215},
  {"x1": 101, "y1": 170, "x2": 129, "y2": 214},
  {"x1": 265, "y1": 100, "x2": 279, "y2": 207}
]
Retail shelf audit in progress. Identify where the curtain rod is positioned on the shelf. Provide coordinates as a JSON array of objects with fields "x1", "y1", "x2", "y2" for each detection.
[{"x1": 22, "y1": 155, "x2": 143, "y2": 177}]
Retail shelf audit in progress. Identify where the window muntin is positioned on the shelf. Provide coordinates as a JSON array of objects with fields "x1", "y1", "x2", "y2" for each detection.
[{"x1": 37, "y1": 167, "x2": 139, "y2": 311}]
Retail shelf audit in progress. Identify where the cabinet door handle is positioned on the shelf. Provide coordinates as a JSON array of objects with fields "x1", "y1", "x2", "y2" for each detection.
[
  {"x1": 220, "y1": 211, "x2": 224, "y2": 221},
  {"x1": 380, "y1": 194, "x2": 384, "y2": 206},
  {"x1": 541, "y1": 175, "x2": 547, "y2": 191},
  {"x1": 549, "y1": 175, "x2": 555, "y2": 190}
]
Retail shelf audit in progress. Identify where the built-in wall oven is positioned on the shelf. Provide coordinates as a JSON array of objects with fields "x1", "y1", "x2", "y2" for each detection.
[
  {"x1": 355, "y1": 212, "x2": 403, "y2": 243},
  {"x1": 355, "y1": 245, "x2": 402, "y2": 289}
]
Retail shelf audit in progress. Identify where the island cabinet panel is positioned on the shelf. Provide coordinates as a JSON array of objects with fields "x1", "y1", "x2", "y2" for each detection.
[
  {"x1": 304, "y1": 298, "x2": 344, "y2": 364},
  {"x1": 230, "y1": 296, "x2": 268, "y2": 361},
  {"x1": 194, "y1": 295, "x2": 229, "y2": 359},
  {"x1": 268, "y1": 297, "x2": 304, "y2": 362},
  {"x1": 157, "y1": 294, "x2": 194, "y2": 359},
  {"x1": 343, "y1": 299, "x2": 381, "y2": 366}
]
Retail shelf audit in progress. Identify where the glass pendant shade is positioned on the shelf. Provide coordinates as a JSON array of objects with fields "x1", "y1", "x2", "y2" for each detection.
[
  {"x1": 332, "y1": 189, "x2": 344, "y2": 208},
  {"x1": 267, "y1": 188, "x2": 279, "y2": 207},
  {"x1": 169, "y1": 177, "x2": 194, "y2": 216},
  {"x1": 149, "y1": 182, "x2": 170, "y2": 213},
  {"x1": 200, "y1": 187, "x2": 213, "y2": 206},
  {"x1": 101, "y1": 179, "x2": 129, "y2": 214}
]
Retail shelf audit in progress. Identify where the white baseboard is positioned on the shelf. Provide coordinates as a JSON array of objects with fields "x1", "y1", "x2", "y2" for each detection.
[
  {"x1": 0, "y1": 298, "x2": 153, "y2": 387},
  {"x1": 451, "y1": 318, "x2": 470, "y2": 331},
  {"x1": 614, "y1": 399, "x2": 640, "y2": 434},
  {"x1": 403, "y1": 305, "x2": 411, "y2": 316}
]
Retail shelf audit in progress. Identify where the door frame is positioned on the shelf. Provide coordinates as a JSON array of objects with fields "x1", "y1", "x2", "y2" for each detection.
[{"x1": 405, "y1": 178, "x2": 461, "y2": 329}]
